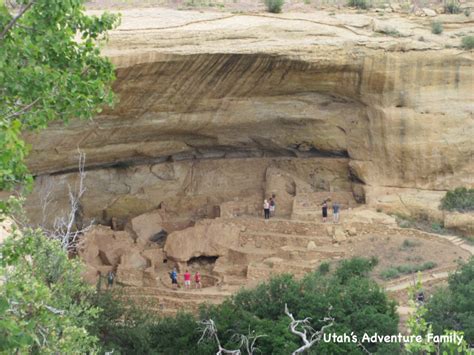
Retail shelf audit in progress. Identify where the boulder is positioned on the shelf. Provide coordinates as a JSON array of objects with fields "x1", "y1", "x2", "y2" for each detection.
[
  {"x1": 422, "y1": 8, "x2": 437, "y2": 16},
  {"x1": 120, "y1": 250, "x2": 148, "y2": 270},
  {"x1": 345, "y1": 227, "x2": 357, "y2": 237},
  {"x1": 79, "y1": 225, "x2": 135, "y2": 269},
  {"x1": 129, "y1": 209, "x2": 164, "y2": 246},
  {"x1": 307, "y1": 241, "x2": 317, "y2": 250},
  {"x1": 164, "y1": 219, "x2": 241, "y2": 262},
  {"x1": 333, "y1": 226, "x2": 347, "y2": 242}
]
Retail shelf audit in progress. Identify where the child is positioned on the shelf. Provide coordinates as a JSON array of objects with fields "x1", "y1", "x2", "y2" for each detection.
[
  {"x1": 184, "y1": 270, "x2": 191, "y2": 289},
  {"x1": 194, "y1": 271, "x2": 202, "y2": 289}
]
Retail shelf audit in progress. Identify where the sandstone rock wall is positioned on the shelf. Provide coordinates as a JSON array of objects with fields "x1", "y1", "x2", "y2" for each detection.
[
  {"x1": 26, "y1": 157, "x2": 350, "y2": 226},
  {"x1": 22, "y1": 9, "x2": 473, "y2": 224}
]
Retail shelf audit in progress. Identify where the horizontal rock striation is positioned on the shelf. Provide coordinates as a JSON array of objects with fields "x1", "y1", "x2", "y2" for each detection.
[{"x1": 23, "y1": 9, "x2": 473, "y2": 224}]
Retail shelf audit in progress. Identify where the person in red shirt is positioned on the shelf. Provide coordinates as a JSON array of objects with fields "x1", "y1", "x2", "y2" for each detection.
[
  {"x1": 194, "y1": 271, "x2": 202, "y2": 289},
  {"x1": 184, "y1": 270, "x2": 191, "y2": 289}
]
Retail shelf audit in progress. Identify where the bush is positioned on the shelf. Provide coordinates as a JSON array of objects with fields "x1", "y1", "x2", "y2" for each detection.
[
  {"x1": 401, "y1": 239, "x2": 421, "y2": 249},
  {"x1": 347, "y1": 0, "x2": 369, "y2": 9},
  {"x1": 445, "y1": 1, "x2": 461, "y2": 14},
  {"x1": 440, "y1": 187, "x2": 474, "y2": 212},
  {"x1": 461, "y1": 36, "x2": 474, "y2": 50},
  {"x1": 381, "y1": 268, "x2": 400, "y2": 280},
  {"x1": 318, "y1": 261, "x2": 330, "y2": 274},
  {"x1": 0, "y1": 230, "x2": 99, "y2": 353},
  {"x1": 335, "y1": 256, "x2": 378, "y2": 283},
  {"x1": 380, "y1": 262, "x2": 437, "y2": 279},
  {"x1": 93, "y1": 258, "x2": 399, "y2": 354},
  {"x1": 431, "y1": 21, "x2": 443, "y2": 34},
  {"x1": 426, "y1": 257, "x2": 474, "y2": 345},
  {"x1": 264, "y1": 0, "x2": 284, "y2": 13}
]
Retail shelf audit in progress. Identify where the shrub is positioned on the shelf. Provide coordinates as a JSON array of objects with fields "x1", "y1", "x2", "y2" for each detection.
[
  {"x1": 380, "y1": 262, "x2": 437, "y2": 279},
  {"x1": 93, "y1": 258, "x2": 399, "y2": 354},
  {"x1": 378, "y1": 27, "x2": 402, "y2": 37},
  {"x1": 347, "y1": 0, "x2": 369, "y2": 9},
  {"x1": 335, "y1": 257, "x2": 378, "y2": 283},
  {"x1": 426, "y1": 257, "x2": 474, "y2": 344},
  {"x1": 440, "y1": 187, "x2": 474, "y2": 212},
  {"x1": 461, "y1": 36, "x2": 474, "y2": 50},
  {"x1": 445, "y1": 1, "x2": 461, "y2": 14},
  {"x1": 431, "y1": 222, "x2": 444, "y2": 233},
  {"x1": 431, "y1": 21, "x2": 443, "y2": 34},
  {"x1": 264, "y1": 0, "x2": 284, "y2": 13},
  {"x1": 464, "y1": 8, "x2": 471, "y2": 16},
  {"x1": 402, "y1": 239, "x2": 421, "y2": 249},
  {"x1": 318, "y1": 261, "x2": 330, "y2": 274},
  {"x1": 381, "y1": 268, "x2": 400, "y2": 280}
]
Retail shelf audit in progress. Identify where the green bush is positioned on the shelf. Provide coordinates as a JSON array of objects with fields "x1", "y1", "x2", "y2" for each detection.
[
  {"x1": 264, "y1": 0, "x2": 284, "y2": 13},
  {"x1": 318, "y1": 261, "x2": 330, "y2": 274},
  {"x1": 401, "y1": 239, "x2": 421, "y2": 249},
  {"x1": 431, "y1": 21, "x2": 443, "y2": 34},
  {"x1": 440, "y1": 187, "x2": 474, "y2": 212},
  {"x1": 94, "y1": 258, "x2": 399, "y2": 354},
  {"x1": 381, "y1": 268, "x2": 400, "y2": 280},
  {"x1": 347, "y1": 0, "x2": 369, "y2": 9},
  {"x1": 426, "y1": 257, "x2": 474, "y2": 345},
  {"x1": 445, "y1": 1, "x2": 461, "y2": 13},
  {"x1": 461, "y1": 36, "x2": 474, "y2": 50},
  {"x1": 0, "y1": 229, "x2": 99, "y2": 353},
  {"x1": 380, "y1": 262, "x2": 437, "y2": 279}
]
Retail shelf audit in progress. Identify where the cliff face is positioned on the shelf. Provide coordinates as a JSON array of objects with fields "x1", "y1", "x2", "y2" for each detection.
[{"x1": 24, "y1": 8, "x2": 473, "y2": 224}]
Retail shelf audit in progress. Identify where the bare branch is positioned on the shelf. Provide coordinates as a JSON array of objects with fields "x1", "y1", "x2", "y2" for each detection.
[
  {"x1": 0, "y1": 0, "x2": 36, "y2": 41},
  {"x1": 40, "y1": 149, "x2": 93, "y2": 252},
  {"x1": 285, "y1": 304, "x2": 334, "y2": 355},
  {"x1": 230, "y1": 327, "x2": 266, "y2": 355},
  {"x1": 198, "y1": 319, "x2": 241, "y2": 355},
  {"x1": 4, "y1": 97, "x2": 40, "y2": 120}
]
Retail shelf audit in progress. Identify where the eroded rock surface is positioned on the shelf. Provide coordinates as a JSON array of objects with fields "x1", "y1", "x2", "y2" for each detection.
[{"x1": 22, "y1": 8, "x2": 473, "y2": 225}]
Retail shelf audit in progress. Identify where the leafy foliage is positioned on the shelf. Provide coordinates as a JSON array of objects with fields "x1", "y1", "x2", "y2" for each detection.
[
  {"x1": 461, "y1": 36, "x2": 474, "y2": 50},
  {"x1": 431, "y1": 21, "x2": 443, "y2": 34},
  {"x1": 347, "y1": 0, "x2": 369, "y2": 9},
  {"x1": 426, "y1": 257, "x2": 474, "y2": 346},
  {"x1": 440, "y1": 187, "x2": 474, "y2": 212},
  {"x1": 380, "y1": 262, "x2": 437, "y2": 280},
  {"x1": 97, "y1": 258, "x2": 399, "y2": 354},
  {"x1": 444, "y1": 1, "x2": 461, "y2": 14},
  {"x1": 406, "y1": 276, "x2": 471, "y2": 353},
  {"x1": 263, "y1": 0, "x2": 284, "y2": 13},
  {"x1": 0, "y1": 226, "x2": 99, "y2": 353},
  {"x1": 0, "y1": 0, "x2": 120, "y2": 190}
]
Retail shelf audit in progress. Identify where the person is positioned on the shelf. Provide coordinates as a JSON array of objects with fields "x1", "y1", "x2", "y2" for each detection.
[
  {"x1": 184, "y1": 270, "x2": 191, "y2": 290},
  {"x1": 194, "y1": 271, "x2": 202, "y2": 289},
  {"x1": 263, "y1": 199, "x2": 270, "y2": 220},
  {"x1": 416, "y1": 290, "x2": 425, "y2": 305},
  {"x1": 269, "y1": 197, "x2": 276, "y2": 217},
  {"x1": 170, "y1": 267, "x2": 178, "y2": 289},
  {"x1": 332, "y1": 202, "x2": 340, "y2": 223},
  {"x1": 107, "y1": 270, "x2": 115, "y2": 289},
  {"x1": 322, "y1": 201, "x2": 328, "y2": 223}
]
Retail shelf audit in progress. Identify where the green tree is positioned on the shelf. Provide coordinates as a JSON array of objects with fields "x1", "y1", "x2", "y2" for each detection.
[
  {"x1": 0, "y1": 226, "x2": 100, "y2": 353},
  {"x1": 264, "y1": 0, "x2": 284, "y2": 13},
  {"x1": 0, "y1": 0, "x2": 119, "y2": 191},
  {"x1": 94, "y1": 258, "x2": 399, "y2": 354},
  {"x1": 426, "y1": 257, "x2": 474, "y2": 346}
]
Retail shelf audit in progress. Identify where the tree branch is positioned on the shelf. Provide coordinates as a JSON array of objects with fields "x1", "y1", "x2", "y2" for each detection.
[
  {"x1": 5, "y1": 97, "x2": 40, "y2": 120},
  {"x1": 285, "y1": 304, "x2": 334, "y2": 355},
  {"x1": 0, "y1": 0, "x2": 36, "y2": 41}
]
